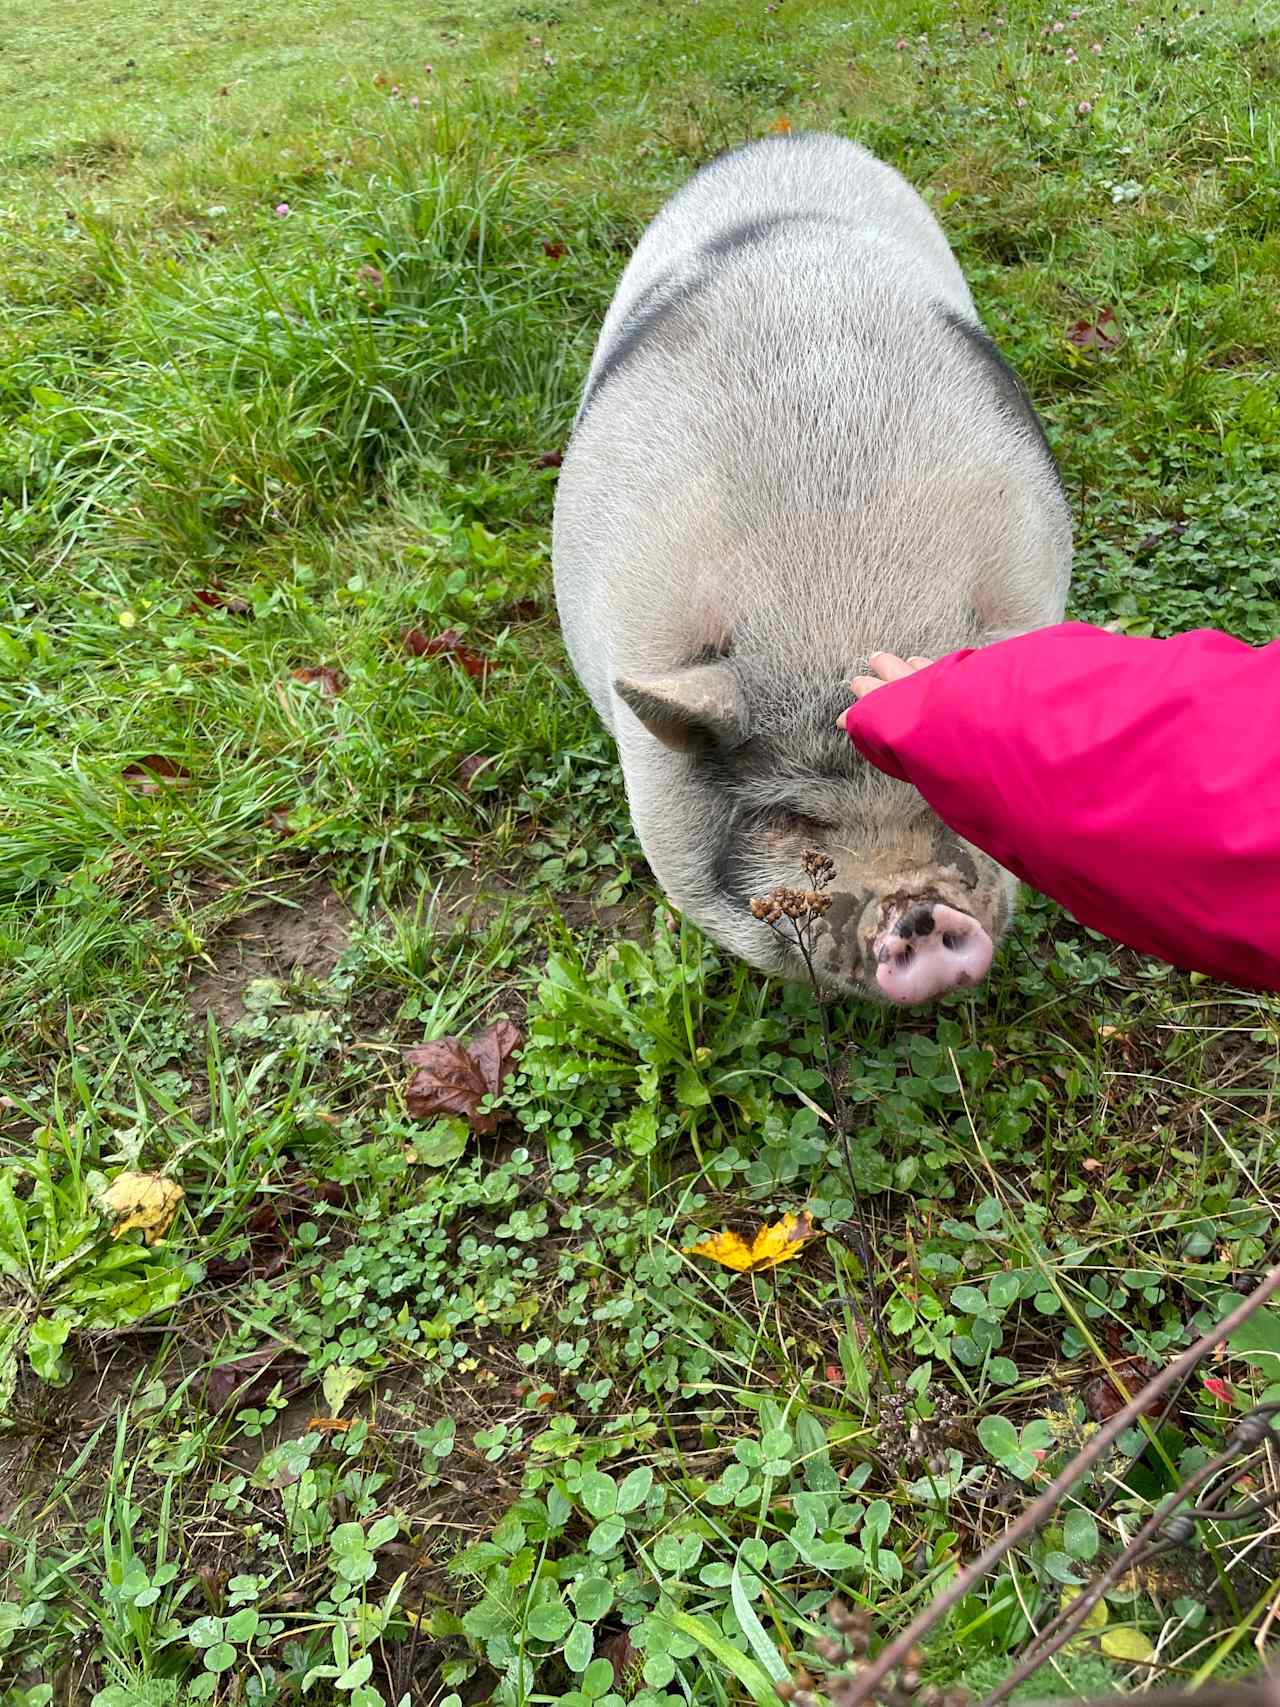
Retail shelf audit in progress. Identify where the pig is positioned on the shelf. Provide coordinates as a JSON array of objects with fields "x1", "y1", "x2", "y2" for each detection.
[{"x1": 552, "y1": 131, "x2": 1071, "y2": 1004}]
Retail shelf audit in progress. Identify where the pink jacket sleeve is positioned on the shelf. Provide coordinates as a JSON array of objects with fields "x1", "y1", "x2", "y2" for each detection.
[{"x1": 842, "y1": 621, "x2": 1280, "y2": 992}]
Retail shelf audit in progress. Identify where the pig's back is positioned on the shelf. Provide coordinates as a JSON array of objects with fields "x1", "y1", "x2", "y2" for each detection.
[{"x1": 554, "y1": 134, "x2": 1070, "y2": 729}]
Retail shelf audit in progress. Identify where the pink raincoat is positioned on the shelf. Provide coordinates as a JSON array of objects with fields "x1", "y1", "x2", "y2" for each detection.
[{"x1": 841, "y1": 622, "x2": 1280, "y2": 992}]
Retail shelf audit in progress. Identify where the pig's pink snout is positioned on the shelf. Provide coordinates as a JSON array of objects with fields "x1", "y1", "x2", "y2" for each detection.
[{"x1": 873, "y1": 903, "x2": 994, "y2": 1005}]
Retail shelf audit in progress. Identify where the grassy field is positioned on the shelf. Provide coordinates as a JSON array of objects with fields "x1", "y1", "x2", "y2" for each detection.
[{"x1": 2, "y1": 0, "x2": 1279, "y2": 1701}]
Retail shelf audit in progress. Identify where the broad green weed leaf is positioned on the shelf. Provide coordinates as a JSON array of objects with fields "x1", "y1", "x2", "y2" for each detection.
[
  {"x1": 730, "y1": 1553, "x2": 789, "y2": 1683},
  {"x1": 1063, "y1": 1509, "x2": 1100, "y2": 1561},
  {"x1": 564, "y1": 1619, "x2": 593, "y2": 1672},
  {"x1": 526, "y1": 1599, "x2": 572, "y2": 1643},
  {"x1": 587, "y1": 1515, "x2": 625, "y2": 1555},
  {"x1": 978, "y1": 1415, "x2": 1019, "y2": 1461},
  {"x1": 660, "y1": 1609, "x2": 778, "y2": 1707},
  {"x1": 573, "y1": 1578, "x2": 615, "y2": 1623},
  {"x1": 616, "y1": 1466, "x2": 652, "y2": 1512},
  {"x1": 580, "y1": 1471, "x2": 617, "y2": 1518}
]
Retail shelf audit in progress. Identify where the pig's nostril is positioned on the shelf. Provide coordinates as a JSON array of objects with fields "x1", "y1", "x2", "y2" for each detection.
[
  {"x1": 872, "y1": 902, "x2": 995, "y2": 1005},
  {"x1": 897, "y1": 905, "x2": 934, "y2": 940}
]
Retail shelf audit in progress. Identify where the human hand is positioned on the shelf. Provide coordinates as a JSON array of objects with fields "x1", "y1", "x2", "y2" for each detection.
[{"x1": 837, "y1": 652, "x2": 934, "y2": 729}]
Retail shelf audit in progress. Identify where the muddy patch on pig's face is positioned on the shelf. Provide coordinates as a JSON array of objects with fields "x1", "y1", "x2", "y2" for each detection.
[{"x1": 713, "y1": 809, "x2": 1017, "y2": 1001}]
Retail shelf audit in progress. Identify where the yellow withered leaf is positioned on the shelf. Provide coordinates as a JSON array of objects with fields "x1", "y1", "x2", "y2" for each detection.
[
  {"x1": 683, "y1": 1211, "x2": 820, "y2": 1273},
  {"x1": 1099, "y1": 1627, "x2": 1156, "y2": 1662},
  {"x1": 101, "y1": 1173, "x2": 184, "y2": 1245}
]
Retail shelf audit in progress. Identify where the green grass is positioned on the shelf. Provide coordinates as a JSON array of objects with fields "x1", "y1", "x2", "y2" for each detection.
[{"x1": 2, "y1": 0, "x2": 1280, "y2": 1702}]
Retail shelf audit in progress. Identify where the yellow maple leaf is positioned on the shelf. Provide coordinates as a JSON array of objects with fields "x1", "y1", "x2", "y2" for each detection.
[
  {"x1": 683, "y1": 1211, "x2": 820, "y2": 1273},
  {"x1": 100, "y1": 1173, "x2": 184, "y2": 1245}
]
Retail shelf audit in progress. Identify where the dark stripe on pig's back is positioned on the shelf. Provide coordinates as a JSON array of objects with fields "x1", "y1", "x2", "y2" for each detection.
[
  {"x1": 579, "y1": 213, "x2": 856, "y2": 423},
  {"x1": 935, "y1": 307, "x2": 1062, "y2": 487}
]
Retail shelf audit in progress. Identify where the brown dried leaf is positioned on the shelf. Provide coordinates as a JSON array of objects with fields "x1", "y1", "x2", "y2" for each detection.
[
  {"x1": 206, "y1": 1175, "x2": 343, "y2": 1284},
  {"x1": 401, "y1": 626, "x2": 491, "y2": 679},
  {"x1": 191, "y1": 586, "x2": 253, "y2": 617},
  {"x1": 534, "y1": 450, "x2": 563, "y2": 470},
  {"x1": 1082, "y1": 1359, "x2": 1167, "y2": 1423},
  {"x1": 205, "y1": 1347, "x2": 308, "y2": 1412},
  {"x1": 503, "y1": 596, "x2": 541, "y2": 621},
  {"x1": 601, "y1": 1632, "x2": 643, "y2": 1691},
  {"x1": 122, "y1": 755, "x2": 193, "y2": 793},
  {"x1": 1133, "y1": 521, "x2": 1187, "y2": 557},
  {"x1": 404, "y1": 1018, "x2": 523, "y2": 1133},
  {"x1": 456, "y1": 753, "x2": 493, "y2": 790},
  {"x1": 292, "y1": 665, "x2": 346, "y2": 697},
  {"x1": 542, "y1": 238, "x2": 566, "y2": 259},
  {"x1": 1066, "y1": 306, "x2": 1121, "y2": 353}
]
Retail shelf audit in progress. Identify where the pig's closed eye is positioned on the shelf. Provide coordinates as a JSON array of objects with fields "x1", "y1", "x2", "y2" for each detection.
[{"x1": 767, "y1": 806, "x2": 835, "y2": 837}]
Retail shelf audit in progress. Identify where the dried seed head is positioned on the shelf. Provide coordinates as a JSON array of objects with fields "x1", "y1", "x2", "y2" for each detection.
[
  {"x1": 775, "y1": 1683, "x2": 798, "y2": 1703},
  {"x1": 802, "y1": 848, "x2": 836, "y2": 889},
  {"x1": 816, "y1": 1636, "x2": 848, "y2": 1664}
]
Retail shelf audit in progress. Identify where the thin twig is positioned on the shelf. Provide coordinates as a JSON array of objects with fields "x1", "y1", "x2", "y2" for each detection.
[
  {"x1": 754, "y1": 862, "x2": 883, "y2": 1349},
  {"x1": 837, "y1": 1262, "x2": 1280, "y2": 1706},
  {"x1": 981, "y1": 1405, "x2": 1280, "y2": 1706}
]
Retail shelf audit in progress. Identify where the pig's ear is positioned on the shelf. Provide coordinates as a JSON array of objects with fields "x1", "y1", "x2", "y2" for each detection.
[{"x1": 614, "y1": 664, "x2": 748, "y2": 753}]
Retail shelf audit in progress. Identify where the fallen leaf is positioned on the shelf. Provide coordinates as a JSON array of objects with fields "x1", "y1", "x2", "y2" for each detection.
[
  {"x1": 1203, "y1": 1375, "x2": 1236, "y2": 1405},
  {"x1": 769, "y1": 114, "x2": 793, "y2": 133},
  {"x1": 292, "y1": 665, "x2": 346, "y2": 697},
  {"x1": 1061, "y1": 1583, "x2": 1109, "y2": 1634},
  {"x1": 404, "y1": 1018, "x2": 523, "y2": 1134},
  {"x1": 122, "y1": 755, "x2": 193, "y2": 793},
  {"x1": 601, "y1": 1632, "x2": 642, "y2": 1690},
  {"x1": 1133, "y1": 521, "x2": 1186, "y2": 556},
  {"x1": 100, "y1": 1173, "x2": 184, "y2": 1245},
  {"x1": 1066, "y1": 306, "x2": 1120, "y2": 353},
  {"x1": 1082, "y1": 1157, "x2": 1104, "y2": 1173},
  {"x1": 534, "y1": 450, "x2": 563, "y2": 470},
  {"x1": 1082, "y1": 1360, "x2": 1166, "y2": 1423},
  {"x1": 503, "y1": 596, "x2": 541, "y2": 621},
  {"x1": 205, "y1": 1174, "x2": 343, "y2": 1283},
  {"x1": 205, "y1": 1346, "x2": 308, "y2": 1411},
  {"x1": 456, "y1": 754, "x2": 493, "y2": 790},
  {"x1": 683, "y1": 1211, "x2": 821, "y2": 1273},
  {"x1": 542, "y1": 238, "x2": 566, "y2": 258},
  {"x1": 1099, "y1": 1626, "x2": 1156, "y2": 1662},
  {"x1": 191, "y1": 586, "x2": 252, "y2": 617},
  {"x1": 401, "y1": 627, "x2": 491, "y2": 679}
]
